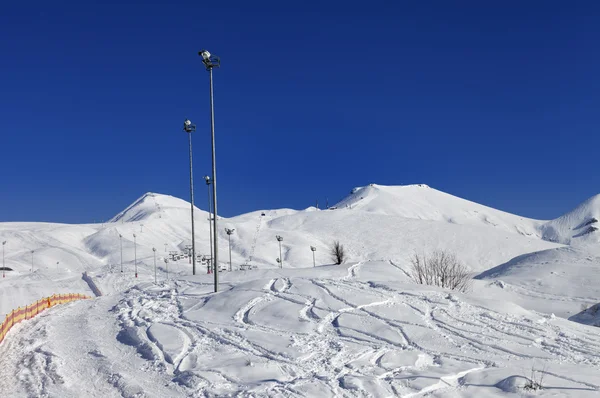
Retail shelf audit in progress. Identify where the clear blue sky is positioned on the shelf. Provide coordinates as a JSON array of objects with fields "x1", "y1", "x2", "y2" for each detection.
[{"x1": 1, "y1": 1, "x2": 599, "y2": 223}]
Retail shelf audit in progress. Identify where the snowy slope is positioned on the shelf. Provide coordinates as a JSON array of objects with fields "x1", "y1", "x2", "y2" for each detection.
[
  {"x1": 334, "y1": 184, "x2": 543, "y2": 237},
  {"x1": 540, "y1": 194, "x2": 600, "y2": 245},
  {"x1": 473, "y1": 193, "x2": 600, "y2": 319},
  {"x1": 1, "y1": 263, "x2": 600, "y2": 397},
  {"x1": 1, "y1": 185, "x2": 600, "y2": 396}
]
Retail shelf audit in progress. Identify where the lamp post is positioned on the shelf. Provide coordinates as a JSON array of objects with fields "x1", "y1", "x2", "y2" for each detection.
[
  {"x1": 133, "y1": 233, "x2": 138, "y2": 278},
  {"x1": 164, "y1": 243, "x2": 168, "y2": 253},
  {"x1": 164, "y1": 258, "x2": 169, "y2": 280},
  {"x1": 310, "y1": 246, "x2": 316, "y2": 267},
  {"x1": 152, "y1": 247, "x2": 157, "y2": 284},
  {"x1": 119, "y1": 234, "x2": 123, "y2": 273},
  {"x1": 31, "y1": 250, "x2": 34, "y2": 273},
  {"x1": 140, "y1": 223, "x2": 144, "y2": 233},
  {"x1": 276, "y1": 235, "x2": 283, "y2": 268},
  {"x1": 225, "y1": 228, "x2": 235, "y2": 271},
  {"x1": 199, "y1": 49, "x2": 221, "y2": 293},
  {"x1": 185, "y1": 244, "x2": 192, "y2": 264},
  {"x1": 2, "y1": 241, "x2": 6, "y2": 278},
  {"x1": 184, "y1": 119, "x2": 198, "y2": 276},
  {"x1": 56, "y1": 261, "x2": 59, "y2": 271},
  {"x1": 203, "y1": 175, "x2": 214, "y2": 275}
]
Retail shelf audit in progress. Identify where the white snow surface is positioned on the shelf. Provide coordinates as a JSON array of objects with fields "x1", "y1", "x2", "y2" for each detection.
[
  {"x1": 1, "y1": 184, "x2": 600, "y2": 397},
  {"x1": 540, "y1": 193, "x2": 600, "y2": 245}
]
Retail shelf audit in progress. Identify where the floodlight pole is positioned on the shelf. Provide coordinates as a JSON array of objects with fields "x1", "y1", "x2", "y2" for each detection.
[
  {"x1": 56, "y1": 261, "x2": 59, "y2": 271},
  {"x1": 199, "y1": 49, "x2": 221, "y2": 293},
  {"x1": 119, "y1": 234, "x2": 123, "y2": 273},
  {"x1": 226, "y1": 228, "x2": 235, "y2": 271},
  {"x1": 31, "y1": 250, "x2": 34, "y2": 273},
  {"x1": 204, "y1": 176, "x2": 213, "y2": 274},
  {"x1": 276, "y1": 235, "x2": 283, "y2": 268},
  {"x1": 184, "y1": 120, "x2": 197, "y2": 276},
  {"x1": 2, "y1": 241, "x2": 6, "y2": 278},
  {"x1": 133, "y1": 233, "x2": 138, "y2": 278},
  {"x1": 152, "y1": 248, "x2": 157, "y2": 284},
  {"x1": 311, "y1": 246, "x2": 316, "y2": 267}
]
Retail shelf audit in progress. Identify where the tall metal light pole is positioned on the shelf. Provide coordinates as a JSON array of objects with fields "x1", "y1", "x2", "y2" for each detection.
[
  {"x1": 203, "y1": 175, "x2": 213, "y2": 275},
  {"x1": 276, "y1": 235, "x2": 283, "y2": 268},
  {"x1": 2, "y1": 241, "x2": 6, "y2": 278},
  {"x1": 310, "y1": 246, "x2": 317, "y2": 267},
  {"x1": 199, "y1": 49, "x2": 221, "y2": 293},
  {"x1": 225, "y1": 228, "x2": 235, "y2": 271},
  {"x1": 152, "y1": 247, "x2": 157, "y2": 284},
  {"x1": 184, "y1": 119, "x2": 198, "y2": 276},
  {"x1": 31, "y1": 250, "x2": 34, "y2": 272},
  {"x1": 164, "y1": 243, "x2": 168, "y2": 252},
  {"x1": 164, "y1": 258, "x2": 169, "y2": 280},
  {"x1": 140, "y1": 223, "x2": 144, "y2": 233},
  {"x1": 56, "y1": 261, "x2": 59, "y2": 271},
  {"x1": 133, "y1": 233, "x2": 138, "y2": 278},
  {"x1": 119, "y1": 234, "x2": 123, "y2": 273}
]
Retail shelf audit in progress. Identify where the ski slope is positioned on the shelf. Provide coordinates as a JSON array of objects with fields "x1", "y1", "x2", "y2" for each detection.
[{"x1": 1, "y1": 184, "x2": 600, "y2": 396}]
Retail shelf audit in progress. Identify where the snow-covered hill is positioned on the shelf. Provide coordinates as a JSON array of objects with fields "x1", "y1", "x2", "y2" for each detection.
[
  {"x1": 334, "y1": 184, "x2": 543, "y2": 236},
  {"x1": 1, "y1": 184, "x2": 600, "y2": 397},
  {"x1": 540, "y1": 194, "x2": 600, "y2": 245}
]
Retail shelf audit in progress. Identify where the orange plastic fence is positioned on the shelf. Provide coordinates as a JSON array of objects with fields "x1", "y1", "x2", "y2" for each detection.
[{"x1": 0, "y1": 293, "x2": 92, "y2": 345}]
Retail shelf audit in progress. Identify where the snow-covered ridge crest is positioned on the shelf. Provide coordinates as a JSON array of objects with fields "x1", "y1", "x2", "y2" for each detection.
[
  {"x1": 109, "y1": 192, "x2": 192, "y2": 223},
  {"x1": 541, "y1": 193, "x2": 600, "y2": 245},
  {"x1": 333, "y1": 183, "x2": 543, "y2": 237}
]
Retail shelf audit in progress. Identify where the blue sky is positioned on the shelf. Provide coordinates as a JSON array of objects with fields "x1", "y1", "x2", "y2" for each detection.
[{"x1": 1, "y1": 1, "x2": 599, "y2": 223}]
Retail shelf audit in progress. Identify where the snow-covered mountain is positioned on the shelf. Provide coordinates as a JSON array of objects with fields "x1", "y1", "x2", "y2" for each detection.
[
  {"x1": 335, "y1": 184, "x2": 543, "y2": 237},
  {"x1": 2, "y1": 184, "x2": 600, "y2": 397}
]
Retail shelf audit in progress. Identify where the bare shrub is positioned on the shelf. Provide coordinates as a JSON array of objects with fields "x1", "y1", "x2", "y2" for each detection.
[
  {"x1": 330, "y1": 241, "x2": 346, "y2": 265},
  {"x1": 523, "y1": 362, "x2": 546, "y2": 391},
  {"x1": 409, "y1": 250, "x2": 472, "y2": 292}
]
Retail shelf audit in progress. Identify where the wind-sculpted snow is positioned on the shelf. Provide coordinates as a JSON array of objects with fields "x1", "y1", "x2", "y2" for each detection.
[
  {"x1": 2, "y1": 262, "x2": 600, "y2": 397},
  {"x1": 540, "y1": 194, "x2": 600, "y2": 245}
]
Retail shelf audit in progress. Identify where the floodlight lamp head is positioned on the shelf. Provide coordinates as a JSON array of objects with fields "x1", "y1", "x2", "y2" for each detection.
[
  {"x1": 311, "y1": 246, "x2": 316, "y2": 251},
  {"x1": 153, "y1": 247, "x2": 156, "y2": 252},
  {"x1": 199, "y1": 49, "x2": 220, "y2": 69},
  {"x1": 204, "y1": 175, "x2": 211, "y2": 184},
  {"x1": 183, "y1": 119, "x2": 196, "y2": 133},
  {"x1": 199, "y1": 50, "x2": 211, "y2": 60}
]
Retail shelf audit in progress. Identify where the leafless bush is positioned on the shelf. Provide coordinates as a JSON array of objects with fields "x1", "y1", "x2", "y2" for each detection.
[
  {"x1": 409, "y1": 250, "x2": 472, "y2": 292},
  {"x1": 330, "y1": 241, "x2": 346, "y2": 265},
  {"x1": 523, "y1": 362, "x2": 546, "y2": 391}
]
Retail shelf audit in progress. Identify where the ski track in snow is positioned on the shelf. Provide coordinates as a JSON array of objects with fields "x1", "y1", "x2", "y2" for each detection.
[{"x1": 3, "y1": 260, "x2": 597, "y2": 397}]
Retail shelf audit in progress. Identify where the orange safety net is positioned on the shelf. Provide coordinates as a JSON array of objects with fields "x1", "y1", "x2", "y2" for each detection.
[{"x1": 0, "y1": 293, "x2": 92, "y2": 345}]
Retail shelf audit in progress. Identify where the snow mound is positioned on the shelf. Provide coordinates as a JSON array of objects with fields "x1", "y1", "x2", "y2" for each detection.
[
  {"x1": 541, "y1": 194, "x2": 600, "y2": 245},
  {"x1": 569, "y1": 303, "x2": 600, "y2": 327}
]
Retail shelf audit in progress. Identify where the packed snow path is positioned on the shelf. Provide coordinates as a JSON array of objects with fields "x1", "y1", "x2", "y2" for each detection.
[{"x1": 1, "y1": 261, "x2": 600, "y2": 397}]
